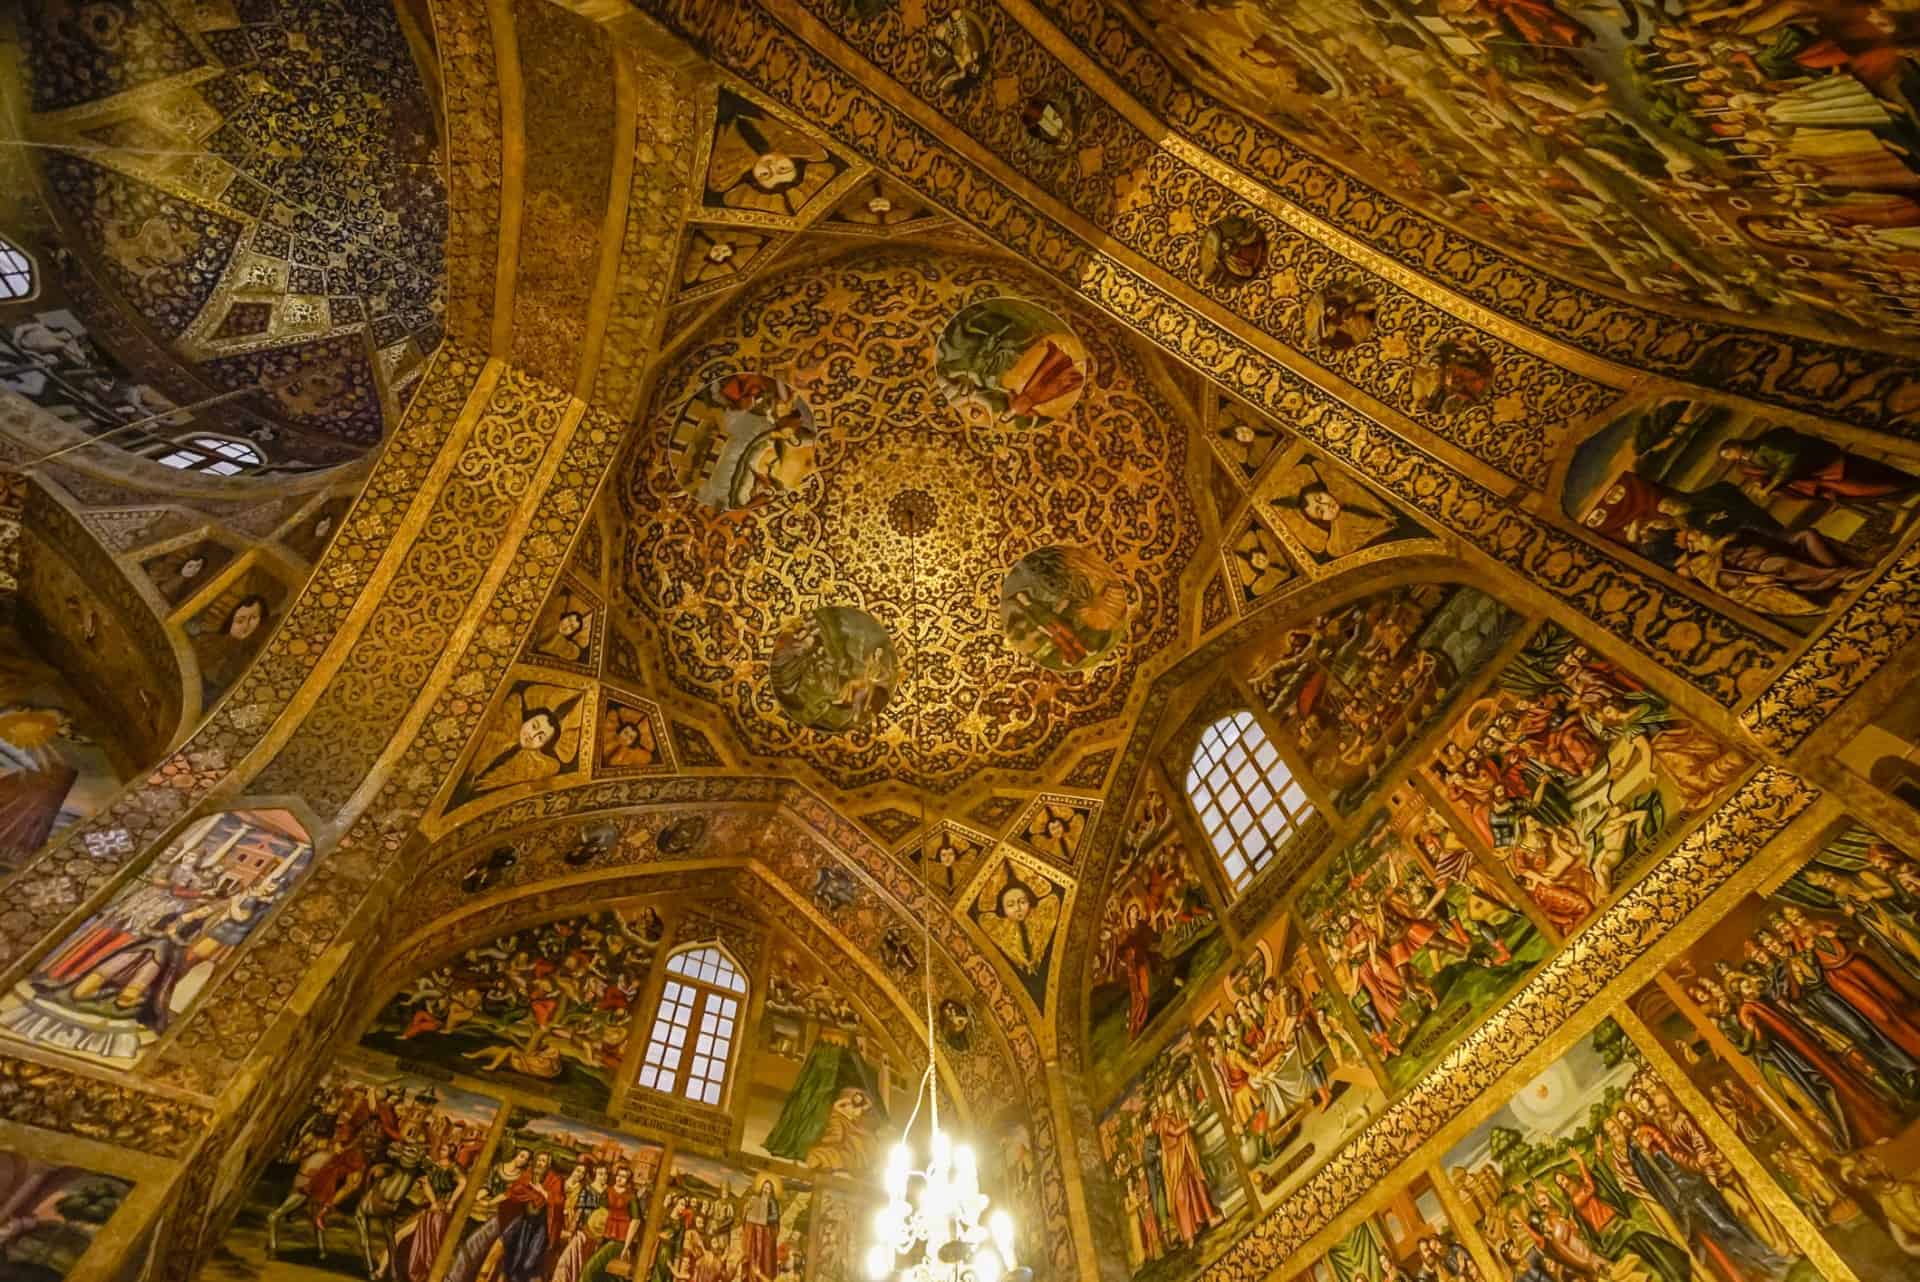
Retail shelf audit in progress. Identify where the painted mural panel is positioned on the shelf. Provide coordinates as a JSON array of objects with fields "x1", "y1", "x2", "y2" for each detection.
[
  {"x1": 185, "y1": 566, "x2": 287, "y2": 703},
  {"x1": 0, "y1": 808, "x2": 313, "y2": 1063},
  {"x1": 1089, "y1": 835, "x2": 1229, "y2": 1065},
  {"x1": 1284, "y1": 1171, "x2": 1476, "y2": 1282},
  {"x1": 1192, "y1": 910, "x2": 1384, "y2": 1205},
  {"x1": 1635, "y1": 822, "x2": 1920, "y2": 1277},
  {"x1": 1097, "y1": 1031, "x2": 1249, "y2": 1282},
  {"x1": 360, "y1": 908, "x2": 663, "y2": 1110},
  {"x1": 741, "y1": 944, "x2": 899, "y2": 1177},
  {"x1": 1299, "y1": 787, "x2": 1549, "y2": 1091},
  {"x1": 444, "y1": 1109, "x2": 664, "y2": 1282},
  {"x1": 1424, "y1": 624, "x2": 1746, "y2": 938},
  {"x1": 1, "y1": 305, "x2": 193, "y2": 444},
  {"x1": 448, "y1": 680, "x2": 591, "y2": 809},
  {"x1": 1117, "y1": 0, "x2": 1920, "y2": 338},
  {"x1": 0, "y1": 625, "x2": 126, "y2": 873},
  {"x1": 141, "y1": 540, "x2": 235, "y2": 608},
  {"x1": 0, "y1": 1152, "x2": 133, "y2": 1282},
  {"x1": 1564, "y1": 400, "x2": 1920, "y2": 630},
  {"x1": 204, "y1": 1065, "x2": 498, "y2": 1282},
  {"x1": 1263, "y1": 452, "x2": 1427, "y2": 567},
  {"x1": 1444, "y1": 1018, "x2": 1822, "y2": 1282},
  {"x1": 810, "y1": 1189, "x2": 878, "y2": 1282},
  {"x1": 966, "y1": 853, "x2": 1067, "y2": 1010},
  {"x1": 651, "y1": 1152, "x2": 810, "y2": 1282},
  {"x1": 1249, "y1": 584, "x2": 1518, "y2": 815}
]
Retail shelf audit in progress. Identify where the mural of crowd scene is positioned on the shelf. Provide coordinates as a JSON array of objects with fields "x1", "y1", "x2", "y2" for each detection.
[
  {"x1": 651, "y1": 1153, "x2": 810, "y2": 1282},
  {"x1": 668, "y1": 374, "x2": 821, "y2": 511},
  {"x1": 205, "y1": 1065, "x2": 498, "y2": 1282},
  {"x1": 141, "y1": 540, "x2": 236, "y2": 609},
  {"x1": 0, "y1": 808, "x2": 313, "y2": 1064},
  {"x1": 742, "y1": 944, "x2": 898, "y2": 1177},
  {"x1": 1192, "y1": 910, "x2": 1384, "y2": 1204},
  {"x1": 934, "y1": 298, "x2": 1089, "y2": 429},
  {"x1": 0, "y1": 306, "x2": 192, "y2": 442},
  {"x1": 449, "y1": 681, "x2": 591, "y2": 808},
  {"x1": 185, "y1": 567, "x2": 288, "y2": 703},
  {"x1": 444, "y1": 1109, "x2": 664, "y2": 1282},
  {"x1": 1635, "y1": 823, "x2": 1920, "y2": 1276},
  {"x1": 1299, "y1": 790, "x2": 1550, "y2": 1091},
  {"x1": 1284, "y1": 1171, "x2": 1477, "y2": 1282},
  {"x1": 999, "y1": 546, "x2": 1130, "y2": 672},
  {"x1": 1097, "y1": 1031, "x2": 1249, "y2": 1282},
  {"x1": 360, "y1": 908, "x2": 665, "y2": 1110},
  {"x1": 1116, "y1": 0, "x2": 1920, "y2": 338},
  {"x1": 0, "y1": 628, "x2": 126, "y2": 873},
  {"x1": 769, "y1": 607, "x2": 897, "y2": 734},
  {"x1": 1088, "y1": 834, "x2": 1229, "y2": 1065},
  {"x1": 1564, "y1": 400, "x2": 1920, "y2": 629},
  {"x1": 1445, "y1": 1018, "x2": 1822, "y2": 1282},
  {"x1": 0, "y1": 1151, "x2": 134, "y2": 1282},
  {"x1": 1424, "y1": 624, "x2": 1746, "y2": 939},
  {"x1": 1249, "y1": 584, "x2": 1518, "y2": 815}
]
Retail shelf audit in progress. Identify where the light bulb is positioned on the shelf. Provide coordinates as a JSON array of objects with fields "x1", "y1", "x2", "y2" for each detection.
[
  {"x1": 972, "y1": 1245, "x2": 1004, "y2": 1282},
  {"x1": 954, "y1": 1144, "x2": 978, "y2": 1199},
  {"x1": 989, "y1": 1210, "x2": 1016, "y2": 1267},
  {"x1": 866, "y1": 1245, "x2": 893, "y2": 1282},
  {"x1": 886, "y1": 1143, "x2": 912, "y2": 1199},
  {"x1": 930, "y1": 1126, "x2": 952, "y2": 1173}
]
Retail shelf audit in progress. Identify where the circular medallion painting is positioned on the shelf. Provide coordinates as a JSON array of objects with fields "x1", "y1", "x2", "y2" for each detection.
[
  {"x1": 934, "y1": 298, "x2": 1089, "y2": 429},
  {"x1": 669, "y1": 373, "x2": 821, "y2": 510},
  {"x1": 999, "y1": 546, "x2": 1129, "y2": 671},
  {"x1": 771, "y1": 606, "x2": 899, "y2": 732}
]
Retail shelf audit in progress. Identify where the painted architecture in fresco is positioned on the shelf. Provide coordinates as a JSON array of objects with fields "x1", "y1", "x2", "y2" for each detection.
[
  {"x1": 1564, "y1": 400, "x2": 1920, "y2": 629},
  {"x1": 443, "y1": 1110, "x2": 664, "y2": 1282},
  {"x1": 207, "y1": 1064, "x2": 498, "y2": 1282},
  {"x1": 0, "y1": 809, "x2": 314, "y2": 1063},
  {"x1": 1444, "y1": 1019, "x2": 1818, "y2": 1282},
  {"x1": 1424, "y1": 624, "x2": 1746, "y2": 938},
  {"x1": 653, "y1": 1152, "x2": 811, "y2": 1282},
  {"x1": 1097, "y1": 1031, "x2": 1249, "y2": 1282},
  {"x1": 361, "y1": 909, "x2": 664, "y2": 1109},
  {"x1": 1636, "y1": 823, "x2": 1920, "y2": 1278},
  {"x1": 1250, "y1": 584, "x2": 1518, "y2": 815},
  {"x1": 1284, "y1": 1172, "x2": 1474, "y2": 1282},
  {"x1": 1192, "y1": 910, "x2": 1384, "y2": 1205},
  {"x1": 0, "y1": 1152, "x2": 133, "y2": 1282},
  {"x1": 669, "y1": 374, "x2": 821, "y2": 511}
]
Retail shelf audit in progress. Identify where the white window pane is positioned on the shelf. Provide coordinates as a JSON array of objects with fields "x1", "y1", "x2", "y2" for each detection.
[{"x1": 638, "y1": 1065, "x2": 660, "y2": 1089}]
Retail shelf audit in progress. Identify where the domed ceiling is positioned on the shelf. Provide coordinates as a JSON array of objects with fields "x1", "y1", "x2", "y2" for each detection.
[
  {"x1": 617, "y1": 246, "x2": 1203, "y2": 795},
  {"x1": 1111, "y1": 0, "x2": 1920, "y2": 339},
  {"x1": 12, "y1": 0, "x2": 444, "y2": 466}
]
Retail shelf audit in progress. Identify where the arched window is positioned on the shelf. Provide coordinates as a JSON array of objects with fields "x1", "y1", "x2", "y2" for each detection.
[
  {"x1": 0, "y1": 236, "x2": 33, "y2": 300},
  {"x1": 156, "y1": 435, "x2": 263, "y2": 477},
  {"x1": 637, "y1": 944, "x2": 746, "y2": 1106},
  {"x1": 1185, "y1": 710, "x2": 1313, "y2": 892}
]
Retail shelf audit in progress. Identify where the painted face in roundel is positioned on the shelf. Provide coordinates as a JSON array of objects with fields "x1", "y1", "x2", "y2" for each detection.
[
  {"x1": 521, "y1": 711, "x2": 558, "y2": 751},
  {"x1": 752, "y1": 152, "x2": 798, "y2": 190}
]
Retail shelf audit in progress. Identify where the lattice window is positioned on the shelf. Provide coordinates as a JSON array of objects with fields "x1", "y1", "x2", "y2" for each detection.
[
  {"x1": 1185, "y1": 710, "x2": 1312, "y2": 892},
  {"x1": 158, "y1": 435, "x2": 262, "y2": 477},
  {"x1": 637, "y1": 945, "x2": 745, "y2": 1107},
  {"x1": 0, "y1": 237, "x2": 33, "y2": 301}
]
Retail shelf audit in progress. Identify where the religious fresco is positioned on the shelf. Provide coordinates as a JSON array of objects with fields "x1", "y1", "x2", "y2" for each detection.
[
  {"x1": 359, "y1": 908, "x2": 664, "y2": 1110},
  {"x1": 1262, "y1": 454, "x2": 1427, "y2": 568},
  {"x1": 668, "y1": 375, "x2": 821, "y2": 511},
  {"x1": 448, "y1": 681, "x2": 590, "y2": 809},
  {"x1": 1211, "y1": 399, "x2": 1284, "y2": 485},
  {"x1": 1199, "y1": 216, "x2": 1268, "y2": 287},
  {"x1": 1, "y1": 305, "x2": 193, "y2": 452},
  {"x1": 0, "y1": 1151, "x2": 133, "y2": 1282},
  {"x1": 282, "y1": 498, "x2": 353, "y2": 564},
  {"x1": 1014, "y1": 797, "x2": 1094, "y2": 871},
  {"x1": 595, "y1": 693, "x2": 670, "y2": 776},
  {"x1": 1192, "y1": 910, "x2": 1384, "y2": 1206},
  {"x1": 1225, "y1": 513, "x2": 1295, "y2": 609},
  {"x1": 1442, "y1": 1018, "x2": 1822, "y2": 1282},
  {"x1": 444, "y1": 1109, "x2": 664, "y2": 1282},
  {"x1": 525, "y1": 581, "x2": 600, "y2": 673},
  {"x1": 934, "y1": 298, "x2": 1089, "y2": 429},
  {"x1": 141, "y1": 540, "x2": 235, "y2": 609},
  {"x1": 206, "y1": 1065, "x2": 498, "y2": 1282},
  {"x1": 968, "y1": 854, "x2": 1069, "y2": 1010},
  {"x1": 1564, "y1": 399, "x2": 1920, "y2": 629},
  {"x1": 1633, "y1": 822, "x2": 1920, "y2": 1277},
  {"x1": 1089, "y1": 835, "x2": 1229, "y2": 1065},
  {"x1": 1116, "y1": 0, "x2": 1920, "y2": 338},
  {"x1": 1000, "y1": 546, "x2": 1130, "y2": 671},
  {"x1": 1283, "y1": 1172, "x2": 1472, "y2": 1282},
  {"x1": 742, "y1": 944, "x2": 898, "y2": 1177},
  {"x1": 0, "y1": 808, "x2": 312, "y2": 1063},
  {"x1": 1097, "y1": 1031, "x2": 1249, "y2": 1282},
  {"x1": 770, "y1": 608, "x2": 897, "y2": 733},
  {"x1": 704, "y1": 91, "x2": 846, "y2": 219},
  {"x1": 1249, "y1": 584, "x2": 1519, "y2": 815},
  {"x1": 651, "y1": 1153, "x2": 811, "y2": 1282},
  {"x1": 905, "y1": 825, "x2": 989, "y2": 902},
  {"x1": 927, "y1": 11, "x2": 990, "y2": 96},
  {"x1": 1423, "y1": 624, "x2": 1747, "y2": 938},
  {"x1": 185, "y1": 567, "x2": 287, "y2": 703},
  {"x1": 0, "y1": 626, "x2": 125, "y2": 873},
  {"x1": 1297, "y1": 792, "x2": 1550, "y2": 1091}
]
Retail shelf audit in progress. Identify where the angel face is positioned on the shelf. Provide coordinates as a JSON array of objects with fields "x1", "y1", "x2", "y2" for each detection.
[
  {"x1": 751, "y1": 152, "x2": 799, "y2": 190},
  {"x1": 1000, "y1": 885, "x2": 1032, "y2": 921},
  {"x1": 1303, "y1": 488, "x2": 1342, "y2": 523},
  {"x1": 520, "y1": 710, "x2": 559, "y2": 751}
]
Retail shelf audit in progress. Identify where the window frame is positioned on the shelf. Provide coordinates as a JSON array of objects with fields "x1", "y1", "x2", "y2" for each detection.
[
  {"x1": 0, "y1": 235, "x2": 35, "y2": 302},
  {"x1": 635, "y1": 944, "x2": 746, "y2": 1108},
  {"x1": 1184, "y1": 709, "x2": 1314, "y2": 893},
  {"x1": 156, "y1": 434, "x2": 263, "y2": 478}
]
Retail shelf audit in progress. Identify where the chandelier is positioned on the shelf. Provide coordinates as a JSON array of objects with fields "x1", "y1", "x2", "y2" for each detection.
[{"x1": 867, "y1": 504, "x2": 1028, "y2": 1282}]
